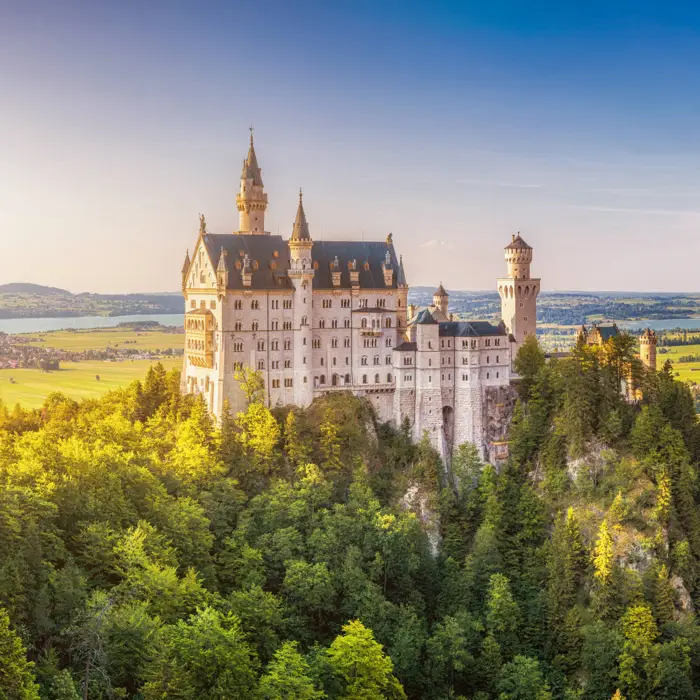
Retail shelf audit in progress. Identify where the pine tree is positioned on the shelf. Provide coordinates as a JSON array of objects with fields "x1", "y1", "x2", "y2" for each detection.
[
  {"x1": 652, "y1": 564, "x2": 675, "y2": 626},
  {"x1": 320, "y1": 409, "x2": 342, "y2": 471},
  {"x1": 0, "y1": 607, "x2": 40, "y2": 700}
]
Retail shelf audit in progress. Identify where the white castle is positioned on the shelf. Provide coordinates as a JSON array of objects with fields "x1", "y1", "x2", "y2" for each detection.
[{"x1": 181, "y1": 135, "x2": 540, "y2": 461}]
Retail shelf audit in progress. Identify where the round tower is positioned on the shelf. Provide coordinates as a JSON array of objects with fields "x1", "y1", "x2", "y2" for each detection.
[
  {"x1": 639, "y1": 328, "x2": 657, "y2": 371},
  {"x1": 433, "y1": 283, "x2": 448, "y2": 316},
  {"x1": 504, "y1": 232, "x2": 533, "y2": 279},
  {"x1": 235, "y1": 129, "x2": 268, "y2": 234}
]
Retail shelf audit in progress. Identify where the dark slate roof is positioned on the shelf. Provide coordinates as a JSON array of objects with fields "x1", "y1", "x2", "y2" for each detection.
[
  {"x1": 434, "y1": 283, "x2": 447, "y2": 296},
  {"x1": 311, "y1": 241, "x2": 401, "y2": 290},
  {"x1": 202, "y1": 233, "x2": 294, "y2": 291},
  {"x1": 291, "y1": 193, "x2": 311, "y2": 241},
  {"x1": 395, "y1": 341, "x2": 417, "y2": 351},
  {"x1": 414, "y1": 308, "x2": 438, "y2": 325},
  {"x1": 438, "y1": 320, "x2": 507, "y2": 337},
  {"x1": 505, "y1": 233, "x2": 532, "y2": 250},
  {"x1": 397, "y1": 256, "x2": 408, "y2": 286},
  {"x1": 593, "y1": 323, "x2": 619, "y2": 341},
  {"x1": 201, "y1": 234, "x2": 401, "y2": 291},
  {"x1": 241, "y1": 137, "x2": 264, "y2": 186}
]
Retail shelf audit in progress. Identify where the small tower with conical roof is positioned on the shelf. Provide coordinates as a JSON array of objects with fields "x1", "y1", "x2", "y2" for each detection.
[
  {"x1": 235, "y1": 129, "x2": 268, "y2": 234},
  {"x1": 433, "y1": 283, "x2": 449, "y2": 317},
  {"x1": 497, "y1": 232, "x2": 541, "y2": 353},
  {"x1": 640, "y1": 328, "x2": 658, "y2": 371},
  {"x1": 287, "y1": 190, "x2": 314, "y2": 405}
]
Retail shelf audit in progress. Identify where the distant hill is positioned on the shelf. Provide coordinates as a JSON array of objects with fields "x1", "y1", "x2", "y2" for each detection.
[{"x1": 0, "y1": 283, "x2": 70, "y2": 296}]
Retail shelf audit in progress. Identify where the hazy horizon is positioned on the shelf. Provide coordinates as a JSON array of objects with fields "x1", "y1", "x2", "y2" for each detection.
[{"x1": 3, "y1": 1, "x2": 700, "y2": 293}]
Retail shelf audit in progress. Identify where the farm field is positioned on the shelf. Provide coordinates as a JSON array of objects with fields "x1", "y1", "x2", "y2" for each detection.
[
  {"x1": 658, "y1": 343, "x2": 700, "y2": 384},
  {"x1": 18, "y1": 327, "x2": 184, "y2": 351},
  {"x1": 0, "y1": 359, "x2": 180, "y2": 409}
]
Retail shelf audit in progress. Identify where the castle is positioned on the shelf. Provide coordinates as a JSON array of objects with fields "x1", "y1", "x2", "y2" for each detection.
[{"x1": 181, "y1": 136, "x2": 538, "y2": 461}]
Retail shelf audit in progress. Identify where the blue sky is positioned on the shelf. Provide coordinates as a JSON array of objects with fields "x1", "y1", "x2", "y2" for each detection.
[{"x1": 1, "y1": 0, "x2": 700, "y2": 292}]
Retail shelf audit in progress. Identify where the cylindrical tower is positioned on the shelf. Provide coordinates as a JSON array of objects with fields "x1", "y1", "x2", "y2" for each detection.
[
  {"x1": 639, "y1": 328, "x2": 657, "y2": 371},
  {"x1": 504, "y1": 233, "x2": 533, "y2": 279},
  {"x1": 433, "y1": 283, "x2": 449, "y2": 316}
]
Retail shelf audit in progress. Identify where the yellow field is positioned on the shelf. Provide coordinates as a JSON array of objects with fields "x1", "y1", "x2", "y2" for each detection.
[
  {"x1": 657, "y1": 343, "x2": 700, "y2": 384},
  {"x1": 18, "y1": 327, "x2": 184, "y2": 351},
  {"x1": 0, "y1": 359, "x2": 181, "y2": 409}
]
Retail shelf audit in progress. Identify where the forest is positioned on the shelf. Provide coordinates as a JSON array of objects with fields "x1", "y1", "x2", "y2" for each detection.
[{"x1": 1, "y1": 334, "x2": 700, "y2": 700}]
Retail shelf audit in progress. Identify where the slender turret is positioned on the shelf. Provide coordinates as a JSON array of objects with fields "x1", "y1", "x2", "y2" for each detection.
[
  {"x1": 235, "y1": 129, "x2": 268, "y2": 234},
  {"x1": 640, "y1": 328, "x2": 658, "y2": 371}
]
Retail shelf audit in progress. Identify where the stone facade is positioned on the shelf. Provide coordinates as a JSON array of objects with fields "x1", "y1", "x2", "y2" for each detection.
[{"x1": 181, "y1": 137, "x2": 540, "y2": 463}]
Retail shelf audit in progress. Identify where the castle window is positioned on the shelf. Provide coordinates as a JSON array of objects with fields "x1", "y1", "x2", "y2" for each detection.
[
  {"x1": 346, "y1": 357, "x2": 350, "y2": 365},
  {"x1": 235, "y1": 322, "x2": 242, "y2": 331},
  {"x1": 283, "y1": 321, "x2": 292, "y2": 330},
  {"x1": 271, "y1": 321, "x2": 279, "y2": 330},
  {"x1": 495, "y1": 339, "x2": 500, "y2": 346},
  {"x1": 428, "y1": 359, "x2": 432, "y2": 367},
  {"x1": 374, "y1": 374, "x2": 380, "y2": 383},
  {"x1": 496, "y1": 372, "x2": 499, "y2": 378},
  {"x1": 345, "y1": 373, "x2": 350, "y2": 383},
  {"x1": 485, "y1": 339, "x2": 491, "y2": 347},
  {"x1": 312, "y1": 338, "x2": 320, "y2": 349},
  {"x1": 331, "y1": 338, "x2": 338, "y2": 348},
  {"x1": 272, "y1": 361, "x2": 279, "y2": 369},
  {"x1": 234, "y1": 300, "x2": 242, "y2": 310},
  {"x1": 304, "y1": 377, "x2": 307, "y2": 383},
  {"x1": 210, "y1": 300, "x2": 216, "y2": 309},
  {"x1": 303, "y1": 338, "x2": 307, "y2": 346},
  {"x1": 428, "y1": 376, "x2": 432, "y2": 382},
  {"x1": 322, "y1": 299, "x2": 332, "y2": 308},
  {"x1": 344, "y1": 338, "x2": 351, "y2": 348},
  {"x1": 403, "y1": 357, "x2": 412, "y2": 366},
  {"x1": 332, "y1": 357, "x2": 337, "y2": 365},
  {"x1": 341, "y1": 299, "x2": 351, "y2": 308},
  {"x1": 284, "y1": 339, "x2": 291, "y2": 350},
  {"x1": 359, "y1": 299, "x2": 368, "y2": 308},
  {"x1": 524, "y1": 316, "x2": 528, "y2": 322},
  {"x1": 285, "y1": 360, "x2": 291, "y2": 368},
  {"x1": 190, "y1": 300, "x2": 196, "y2": 309},
  {"x1": 233, "y1": 361, "x2": 243, "y2": 370},
  {"x1": 441, "y1": 357, "x2": 444, "y2": 365},
  {"x1": 200, "y1": 300, "x2": 206, "y2": 309},
  {"x1": 257, "y1": 360, "x2": 264, "y2": 370},
  {"x1": 487, "y1": 356, "x2": 490, "y2": 363},
  {"x1": 428, "y1": 341, "x2": 432, "y2": 349},
  {"x1": 362, "y1": 375, "x2": 367, "y2": 384},
  {"x1": 332, "y1": 374, "x2": 338, "y2": 386},
  {"x1": 486, "y1": 373, "x2": 490, "y2": 379},
  {"x1": 470, "y1": 340, "x2": 477, "y2": 349},
  {"x1": 386, "y1": 355, "x2": 391, "y2": 364},
  {"x1": 319, "y1": 320, "x2": 325, "y2": 329},
  {"x1": 331, "y1": 319, "x2": 338, "y2": 329},
  {"x1": 251, "y1": 300, "x2": 259, "y2": 310},
  {"x1": 361, "y1": 318, "x2": 368, "y2": 328},
  {"x1": 257, "y1": 340, "x2": 265, "y2": 351},
  {"x1": 361, "y1": 356, "x2": 368, "y2": 366},
  {"x1": 320, "y1": 357, "x2": 324, "y2": 366},
  {"x1": 496, "y1": 355, "x2": 499, "y2": 363},
  {"x1": 441, "y1": 374, "x2": 444, "y2": 381},
  {"x1": 301, "y1": 316, "x2": 308, "y2": 326},
  {"x1": 404, "y1": 374, "x2": 412, "y2": 381},
  {"x1": 448, "y1": 374, "x2": 451, "y2": 380},
  {"x1": 271, "y1": 300, "x2": 279, "y2": 310},
  {"x1": 271, "y1": 340, "x2": 279, "y2": 350},
  {"x1": 398, "y1": 299, "x2": 402, "y2": 308},
  {"x1": 252, "y1": 321, "x2": 259, "y2": 331},
  {"x1": 344, "y1": 319, "x2": 351, "y2": 328},
  {"x1": 462, "y1": 373, "x2": 468, "y2": 381},
  {"x1": 283, "y1": 299, "x2": 292, "y2": 309},
  {"x1": 272, "y1": 379, "x2": 280, "y2": 388},
  {"x1": 320, "y1": 374, "x2": 326, "y2": 384},
  {"x1": 233, "y1": 342, "x2": 243, "y2": 352}
]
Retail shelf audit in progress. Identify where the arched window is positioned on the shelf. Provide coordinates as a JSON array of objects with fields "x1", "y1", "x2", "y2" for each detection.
[
  {"x1": 344, "y1": 373, "x2": 351, "y2": 384},
  {"x1": 374, "y1": 374, "x2": 380, "y2": 384},
  {"x1": 361, "y1": 318, "x2": 368, "y2": 328},
  {"x1": 301, "y1": 315, "x2": 308, "y2": 326},
  {"x1": 252, "y1": 321, "x2": 258, "y2": 331},
  {"x1": 257, "y1": 360, "x2": 264, "y2": 370},
  {"x1": 320, "y1": 374, "x2": 326, "y2": 384},
  {"x1": 385, "y1": 318, "x2": 391, "y2": 327},
  {"x1": 235, "y1": 321, "x2": 242, "y2": 331},
  {"x1": 332, "y1": 374, "x2": 338, "y2": 386},
  {"x1": 387, "y1": 373, "x2": 392, "y2": 382},
  {"x1": 362, "y1": 374, "x2": 367, "y2": 384}
]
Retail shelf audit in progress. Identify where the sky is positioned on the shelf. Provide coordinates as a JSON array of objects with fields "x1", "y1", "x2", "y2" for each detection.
[{"x1": 2, "y1": 1, "x2": 700, "y2": 293}]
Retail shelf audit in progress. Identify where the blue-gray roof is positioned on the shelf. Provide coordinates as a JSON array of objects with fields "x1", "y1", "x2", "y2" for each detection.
[{"x1": 439, "y1": 320, "x2": 507, "y2": 337}]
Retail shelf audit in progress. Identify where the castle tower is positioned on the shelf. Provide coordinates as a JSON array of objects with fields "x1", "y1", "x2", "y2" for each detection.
[
  {"x1": 640, "y1": 328, "x2": 657, "y2": 371},
  {"x1": 497, "y1": 233, "x2": 540, "y2": 354},
  {"x1": 433, "y1": 283, "x2": 449, "y2": 317},
  {"x1": 235, "y1": 130, "x2": 268, "y2": 234},
  {"x1": 287, "y1": 190, "x2": 315, "y2": 406}
]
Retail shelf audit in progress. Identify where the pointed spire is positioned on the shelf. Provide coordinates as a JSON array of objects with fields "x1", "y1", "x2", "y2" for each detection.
[
  {"x1": 217, "y1": 246, "x2": 227, "y2": 272},
  {"x1": 397, "y1": 255, "x2": 407, "y2": 286},
  {"x1": 181, "y1": 249, "x2": 191, "y2": 274},
  {"x1": 290, "y1": 188, "x2": 311, "y2": 241},
  {"x1": 240, "y1": 127, "x2": 264, "y2": 186},
  {"x1": 435, "y1": 282, "x2": 447, "y2": 297}
]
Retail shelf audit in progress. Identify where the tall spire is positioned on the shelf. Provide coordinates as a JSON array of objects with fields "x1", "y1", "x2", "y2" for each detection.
[
  {"x1": 291, "y1": 188, "x2": 311, "y2": 241},
  {"x1": 240, "y1": 126, "x2": 264, "y2": 186}
]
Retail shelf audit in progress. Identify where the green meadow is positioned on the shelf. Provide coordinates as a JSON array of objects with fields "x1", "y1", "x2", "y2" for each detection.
[
  {"x1": 0, "y1": 359, "x2": 181, "y2": 409},
  {"x1": 658, "y1": 343, "x2": 700, "y2": 384},
  {"x1": 19, "y1": 327, "x2": 184, "y2": 351}
]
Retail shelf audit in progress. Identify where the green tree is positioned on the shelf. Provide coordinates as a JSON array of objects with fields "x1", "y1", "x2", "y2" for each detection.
[
  {"x1": 0, "y1": 607, "x2": 40, "y2": 700},
  {"x1": 326, "y1": 620, "x2": 406, "y2": 700},
  {"x1": 320, "y1": 409, "x2": 342, "y2": 471},
  {"x1": 497, "y1": 655, "x2": 552, "y2": 700},
  {"x1": 234, "y1": 366, "x2": 266, "y2": 406},
  {"x1": 258, "y1": 641, "x2": 325, "y2": 699},
  {"x1": 514, "y1": 334, "x2": 546, "y2": 402},
  {"x1": 142, "y1": 607, "x2": 259, "y2": 700},
  {"x1": 486, "y1": 574, "x2": 520, "y2": 657}
]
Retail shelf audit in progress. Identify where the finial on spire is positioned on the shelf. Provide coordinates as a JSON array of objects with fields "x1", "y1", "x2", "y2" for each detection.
[
  {"x1": 299, "y1": 187, "x2": 303, "y2": 202},
  {"x1": 249, "y1": 125, "x2": 254, "y2": 146}
]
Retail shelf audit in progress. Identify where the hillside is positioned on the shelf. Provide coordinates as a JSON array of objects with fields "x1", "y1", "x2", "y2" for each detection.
[
  {"x1": 0, "y1": 282, "x2": 69, "y2": 295},
  {"x1": 1, "y1": 337, "x2": 700, "y2": 699}
]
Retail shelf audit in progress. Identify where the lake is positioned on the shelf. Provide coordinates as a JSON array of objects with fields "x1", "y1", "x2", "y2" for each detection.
[
  {"x1": 1, "y1": 314, "x2": 699, "y2": 335},
  {"x1": 0, "y1": 314, "x2": 185, "y2": 334},
  {"x1": 619, "y1": 318, "x2": 700, "y2": 331}
]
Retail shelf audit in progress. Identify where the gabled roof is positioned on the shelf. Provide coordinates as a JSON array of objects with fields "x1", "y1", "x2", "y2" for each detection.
[
  {"x1": 434, "y1": 283, "x2": 447, "y2": 297},
  {"x1": 414, "y1": 308, "x2": 438, "y2": 325},
  {"x1": 394, "y1": 341, "x2": 417, "y2": 351},
  {"x1": 593, "y1": 323, "x2": 619, "y2": 342},
  {"x1": 439, "y1": 320, "x2": 507, "y2": 337},
  {"x1": 311, "y1": 241, "x2": 401, "y2": 290},
  {"x1": 397, "y1": 255, "x2": 408, "y2": 286},
  {"x1": 505, "y1": 233, "x2": 532, "y2": 250}
]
